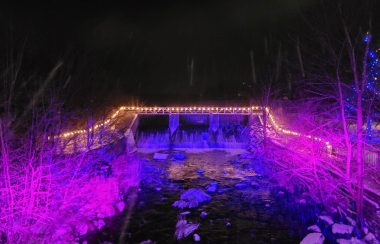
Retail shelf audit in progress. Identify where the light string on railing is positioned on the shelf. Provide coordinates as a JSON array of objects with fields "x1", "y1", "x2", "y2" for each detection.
[{"x1": 50, "y1": 105, "x2": 332, "y2": 150}]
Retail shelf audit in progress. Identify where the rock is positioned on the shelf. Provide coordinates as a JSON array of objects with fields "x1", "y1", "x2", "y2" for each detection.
[
  {"x1": 364, "y1": 233, "x2": 378, "y2": 243},
  {"x1": 175, "y1": 220, "x2": 199, "y2": 240},
  {"x1": 200, "y1": 211, "x2": 208, "y2": 219},
  {"x1": 153, "y1": 153, "x2": 169, "y2": 160},
  {"x1": 197, "y1": 169, "x2": 204, "y2": 175},
  {"x1": 140, "y1": 240, "x2": 156, "y2": 244},
  {"x1": 332, "y1": 223, "x2": 353, "y2": 235},
  {"x1": 319, "y1": 215, "x2": 334, "y2": 226},
  {"x1": 180, "y1": 188, "x2": 211, "y2": 203},
  {"x1": 235, "y1": 183, "x2": 249, "y2": 189},
  {"x1": 307, "y1": 225, "x2": 321, "y2": 233},
  {"x1": 250, "y1": 181, "x2": 260, "y2": 189},
  {"x1": 300, "y1": 233, "x2": 325, "y2": 244},
  {"x1": 94, "y1": 219, "x2": 106, "y2": 230},
  {"x1": 193, "y1": 233, "x2": 201, "y2": 242},
  {"x1": 172, "y1": 152, "x2": 187, "y2": 160},
  {"x1": 336, "y1": 237, "x2": 365, "y2": 244},
  {"x1": 206, "y1": 182, "x2": 218, "y2": 193},
  {"x1": 116, "y1": 201, "x2": 125, "y2": 212}
]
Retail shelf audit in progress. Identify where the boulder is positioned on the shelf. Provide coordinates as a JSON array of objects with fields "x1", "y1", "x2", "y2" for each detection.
[{"x1": 300, "y1": 233, "x2": 325, "y2": 244}]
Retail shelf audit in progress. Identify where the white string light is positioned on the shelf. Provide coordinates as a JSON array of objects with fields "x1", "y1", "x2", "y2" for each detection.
[{"x1": 52, "y1": 105, "x2": 332, "y2": 150}]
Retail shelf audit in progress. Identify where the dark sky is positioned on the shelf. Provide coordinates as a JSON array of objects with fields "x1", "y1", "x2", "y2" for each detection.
[{"x1": 0, "y1": 0, "x2": 378, "y2": 107}]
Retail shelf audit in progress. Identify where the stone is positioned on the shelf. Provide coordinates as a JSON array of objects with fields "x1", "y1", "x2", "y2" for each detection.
[
  {"x1": 332, "y1": 223, "x2": 353, "y2": 235},
  {"x1": 300, "y1": 233, "x2": 325, "y2": 244},
  {"x1": 319, "y1": 215, "x2": 334, "y2": 226},
  {"x1": 307, "y1": 225, "x2": 321, "y2": 233},
  {"x1": 193, "y1": 233, "x2": 201, "y2": 242},
  {"x1": 200, "y1": 211, "x2": 208, "y2": 218}
]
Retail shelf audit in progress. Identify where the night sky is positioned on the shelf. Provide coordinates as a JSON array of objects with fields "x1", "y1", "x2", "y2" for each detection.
[{"x1": 0, "y1": 0, "x2": 378, "y2": 108}]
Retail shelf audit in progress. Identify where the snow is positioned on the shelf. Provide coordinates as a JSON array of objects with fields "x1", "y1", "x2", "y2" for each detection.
[
  {"x1": 364, "y1": 233, "x2": 379, "y2": 243},
  {"x1": 332, "y1": 223, "x2": 353, "y2": 235},
  {"x1": 300, "y1": 233, "x2": 325, "y2": 244},
  {"x1": 153, "y1": 153, "x2": 169, "y2": 160},
  {"x1": 319, "y1": 215, "x2": 334, "y2": 226},
  {"x1": 307, "y1": 225, "x2": 321, "y2": 233},
  {"x1": 193, "y1": 233, "x2": 201, "y2": 242},
  {"x1": 336, "y1": 237, "x2": 365, "y2": 244}
]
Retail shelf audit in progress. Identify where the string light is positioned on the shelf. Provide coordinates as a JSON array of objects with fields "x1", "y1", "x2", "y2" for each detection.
[{"x1": 52, "y1": 105, "x2": 332, "y2": 150}]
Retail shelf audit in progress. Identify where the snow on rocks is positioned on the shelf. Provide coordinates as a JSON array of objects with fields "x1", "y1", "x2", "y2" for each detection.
[
  {"x1": 193, "y1": 233, "x2": 201, "y2": 242},
  {"x1": 300, "y1": 233, "x2": 325, "y2": 244},
  {"x1": 332, "y1": 223, "x2": 354, "y2": 235},
  {"x1": 319, "y1": 215, "x2": 334, "y2": 226},
  {"x1": 175, "y1": 219, "x2": 199, "y2": 240},
  {"x1": 307, "y1": 225, "x2": 321, "y2": 233}
]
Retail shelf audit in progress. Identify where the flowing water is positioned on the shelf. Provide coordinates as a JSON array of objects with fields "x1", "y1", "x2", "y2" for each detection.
[{"x1": 115, "y1": 149, "x2": 308, "y2": 244}]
